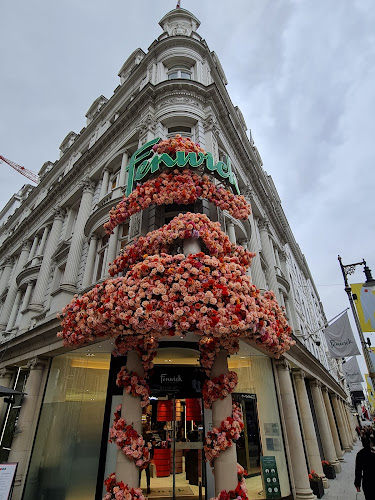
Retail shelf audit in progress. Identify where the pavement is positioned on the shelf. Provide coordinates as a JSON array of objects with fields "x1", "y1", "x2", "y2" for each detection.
[{"x1": 322, "y1": 439, "x2": 365, "y2": 500}]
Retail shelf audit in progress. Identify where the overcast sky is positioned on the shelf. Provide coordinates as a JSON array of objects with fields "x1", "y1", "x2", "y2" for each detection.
[{"x1": 1, "y1": 1, "x2": 374, "y2": 379}]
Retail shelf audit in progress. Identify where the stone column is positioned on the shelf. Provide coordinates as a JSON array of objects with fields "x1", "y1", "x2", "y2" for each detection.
[
  {"x1": 339, "y1": 400, "x2": 353, "y2": 449},
  {"x1": 119, "y1": 151, "x2": 129, "y2": 187},
  {"x1": 183, "y1": 238, "x2": 201, "y2": 256},
  {"x1": 82, "y1": 234, "x2": 98, "y2": 288},
  {"x1": 0, "y1": 241, "x2": 31, "y2": 330},
  {"x1": 343, "y1": 403, "x2": 355, "y2": 444},
  {"x1": 247, "y1": 213, "x2": 266, "y2": 291},
  {"x1": 29, "y1": 208, "x2": 65, "y2": 310},
  {"x1": 8, "y1": 357, "x2": 49, "y2": 500},
  {"x1": 99, "y1": 168, "x2": 110, "y2": 200},
  {"x1": 322, "y1": 388, "x2": 343, "y2": 463},
  {"x1": 280, "y1": 251, "x2": 301, "y2": 336},
  {"x1": 293, "y1": 370, "x2": 328, "y2": 487},
  {"x1": 105, "y1": 226, "x2": 119, "y2": 277},
  {"x1": 21, "y1": 282, "x2": 34, "y2": 312},
  {"x1": 6, "y1": 289, "x2": 22, "y2": 331},
  {"x1": 310, "y1": 380, "x2": 341, "y2": 471},
  {"x1": 275, "y1": 359, "x2": 315, "y2": 500},
  {"x1": 0, "y1": 258, "x2": 13, "y2": 297},
  {"x1": 258, "y1": 220, "x2": 280, "y2": 300},
  {"x1": 62, "y1": 180, "x2": 95, "y2": 289},
  {"x1": 0, "y1": 367, "x2": 16, "y2": 429},
  {"x1": 28, "y1": 234, "x2": 40, "y2": 264},
  {"x1": 227, "y1": 221, "x2": 236, "y2": 244},
  {"x1": 211, "y1": 350, "x2": 237, "y2": 496},
  {"x1": 36, "y1": 226, "x2": 50, "y2": 260},
  {"x1": 331, "y1": 395, "x2": 351, "y2": 452},
  {"x1": 116, "y1": 350, "x2": 144, "y2": 488}
]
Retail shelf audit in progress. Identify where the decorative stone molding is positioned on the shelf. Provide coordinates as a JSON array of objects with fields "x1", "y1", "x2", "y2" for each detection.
[
  {"x1": 53, "y1": 207, "x2": 66, "y2": 221},
  {"x1": 81, "y1": 178, "x2": 96, "y2": 194},
  {"x1": 293, "y1": 369, "x2": 306, "y2": 381},
  {"x1": 203, "y1": 114, "x2": 220, "y2": 136},
  {"x1": 275, "y1": 358, "x2": 291, "y2": 371},
  {"x1": 27, "y1": 356, "x2": 48, "y2": 370},
  {"x1": 159, "y1": 8, "x2": 200, "y2": 37},
  {"x1": 136, "y1": 114, "x2": 156, "y2": 135},
  {"x1": 258, "y1": 219, "x2": 270, "y2": 232},
  {"x1": 310, "y1": 379, "x2": 322, "y2": 389}
]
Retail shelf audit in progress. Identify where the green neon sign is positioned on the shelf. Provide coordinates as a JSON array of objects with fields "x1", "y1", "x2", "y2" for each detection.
[{"x1": 125, "y1": 137, "x2": 240, "y2": 196}]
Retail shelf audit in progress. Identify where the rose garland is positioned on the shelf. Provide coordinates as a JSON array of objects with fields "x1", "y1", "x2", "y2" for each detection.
[
  {"x1": 210, "y1": 464, "x2": 249, "y2": 500},
  {"x1": 202, "y1": 371, "x2": 238, "y2": 409},
  {"x1": 109, "y1": 212, "x2": 254, "y2": 277},
  {"x1": 58, "y1": 253, "x2": 293, "y2": 357},
  {"x1": 104, "y1": 169, "x2": 251, "y2": 234},
  {"x1": 109, "y1": 405, "x2": 151, "y2": 470},
  {"x1": 116, "y1": 367, "x2": 150, "y2": 408},
  {"x1": 198, "y1": 337, "x2": 240, "y2": 376},
  {"x1": 114, "y1": 335, "x2": 158, "y2": 374},
  {"x1": 103, "y1": 473, "x2": 146, "y2": 500},
  {"x1": 204, "y1": 403, "x2": 244, "y2": 466}
]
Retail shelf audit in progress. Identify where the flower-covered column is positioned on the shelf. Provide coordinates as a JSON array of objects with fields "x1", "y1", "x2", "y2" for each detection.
[
  {"x1": 116, "y1": 350, "x2": 144, "y2": 488},
  {"x1": 211, "y1": 350, "x2": 237, "y2": 495}
]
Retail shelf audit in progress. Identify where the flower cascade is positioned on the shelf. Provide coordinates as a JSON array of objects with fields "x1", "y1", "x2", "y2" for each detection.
[
  {"x1": 116, "y1": 367, "x2": 151, "y2": 408},
  {"x1": 202, "y1": 371, "x2": 238, "y2": 409},
  {"x1": 108, "y1": 404, "x2": 151, "y2": 470},
  {"x1": 103, "y1": 473, "x2": 146, "y2": 500},
  {"x1": 104, "y1": 169, "x2": 250, "y2": 234},
  {"x1": 152, "y1": 134, "x2": 205, "y2": 155},
  {"x1": 109, "y1": 212, "x2": 254, "y2": 277},
  {"x1": 209, "y1": 464, "x2": 249, "y2": 500},
  {"x1": 204, "y1": 403, "x2": 244, "y2": 466}
]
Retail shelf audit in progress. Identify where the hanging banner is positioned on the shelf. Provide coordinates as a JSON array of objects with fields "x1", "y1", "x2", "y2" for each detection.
[
  {"x1": 323, "y1": 312, "x2": 360, "y2": 358},
  {"x1": 365, "y1": 374, "x2": 375, "y2": 412},
  {"x1": 351, "y1": 283, "x2": 375, "y2": 332},
  {"x1": 343, "y1": 356, "x2": 364, "y2": 384}
]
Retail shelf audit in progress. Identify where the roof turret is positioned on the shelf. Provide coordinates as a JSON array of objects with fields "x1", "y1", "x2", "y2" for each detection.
[{"x1": 159, "y1": 7, "x2": 200, "y2": 37}]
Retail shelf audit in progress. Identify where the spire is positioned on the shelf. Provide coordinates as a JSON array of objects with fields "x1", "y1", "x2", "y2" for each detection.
[{"x1": 159, "y1": 7, "x2": 200, "y2": 37}]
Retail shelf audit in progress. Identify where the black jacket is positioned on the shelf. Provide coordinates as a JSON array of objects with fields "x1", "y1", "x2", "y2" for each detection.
[{"x1": 354, "y1": 447, "x2": 375, "y2": 491}]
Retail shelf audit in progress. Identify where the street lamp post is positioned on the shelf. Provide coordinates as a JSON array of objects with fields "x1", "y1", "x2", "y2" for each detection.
[{"x1": 338, "y1": 256, "x2": 375, "y2": 390}]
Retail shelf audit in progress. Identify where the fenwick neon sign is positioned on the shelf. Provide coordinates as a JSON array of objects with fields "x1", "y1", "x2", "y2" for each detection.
[{"x1": 125, "y1": 137, "x2": 240, "y2": 196}]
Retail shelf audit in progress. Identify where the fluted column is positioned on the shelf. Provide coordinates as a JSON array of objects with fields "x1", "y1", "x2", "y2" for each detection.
[
  {"x1": 331, "y1": 395, "x2": 351, "y2": 452},
  {"x1": 6, "y1": 289, "x2": 22, "y2": 331},
  {"x1": 339, "y1": 399, "x2": 353, "y2": 450},
  {"x1": 0, "y1": 367, "x2": 16, "y2": 429},
  {"x1": 34, "y1": 226, "x2": 49, "y2": 264},
  {"x1": 343, "y1": 402, "x2": 355, "y2": 445},
  {"x1": 99, "y1": 168, "x2": 110, "y2": 200},
  {"x1": 62, "y1": 180, "x2": 95, "y2": 288},
  {"x1": 211, "y1": 350, "x2": 237, "y2": 495},
  {"x1": 9, "y1": 357, "x2": 49, "y2": 500},
  {"x1": 28, "y1": 235, "x2": 40, "y2": 264},
  {"x1": 105, "y1": 226, "x2": 119, "y2": 277},
  {"x1": 275, "y1": 360, "x2": 315, "y2": 500},
  {"x1": 310, "y1": 380, "x2": 341, "y2": 471},
  {"x1": 227, "y1": 221, "x2": 236, "y2": 244},
  {"x1": 21, "y1": 282, "x2": 33, "y2": 312},
  {"x1": 293, "y1": 370, "x2": 328, "y2": 487},
  {"x1": 0, "y1": 258, "x2": 14, "y2": 297},
  {"x1": 0, "y1": 241, "x2": 31, "y2": 330},
  {"x1": 247, "y1": 213, "x2": 266, "y2": 290},
  {"x1": 82, "y1": 234, "x2": 98, "y2": 288},
  {"x1": 280, "y1": 251, "x2": 301, "y2": 336},
  {"x1": 258, "y1": 220, "x2": 280, "y2": 300},
  {"x1": 29, "y1": 208, "x2": 65, "y2": 310},
  {"x1": 322, "y1": 388, "x2": 343, "y2": 463},
  {"x1": 119, "y1": 151, "x2": 129, "y2": 187},
  {"x1": 116, "y1": 350, "x2": 143, "y2": 488}
]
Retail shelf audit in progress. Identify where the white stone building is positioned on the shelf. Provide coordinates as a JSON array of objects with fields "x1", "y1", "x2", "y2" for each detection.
[{"x1": 0, "y1": 8, "x2": 356, "y2": 500}]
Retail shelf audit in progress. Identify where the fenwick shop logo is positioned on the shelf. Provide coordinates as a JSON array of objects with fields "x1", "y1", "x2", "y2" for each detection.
[{"x1": 125, "y1": 137, "x2": 240, "y2": 196}]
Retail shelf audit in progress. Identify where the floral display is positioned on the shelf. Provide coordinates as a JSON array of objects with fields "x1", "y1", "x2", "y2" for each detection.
[
  {"x1": 114, "y1": 335, "x2": 158, "y2": 374},
  {"x1": 103, "y1": 473, "x2": 146, "y2": 500},
  {"x1": 152, "y1": 135, "x2": 206, "y2": 155},
  {"x1": 109, "y1": 405, "x2": 151, "y2": 470},
  {"x1": 104, "y1": 169, "x2": 251, "y2": 234},
  {"x1": 116, "y1": 367, "x2": 151, "y2": 408},
  {"x1": 202, "y1": 371, "x2": 238, "y2": 409},
  {"x1": 109, "y1": 212, "x2": 254, "y2": 277},
  {"x1": 198, "y1": 337, "x2": 240, "y2": 376},
  {"x1": 58, "y1": 253, "x2": 293, "y2": 357},
  {"x1": 209, "y1": 464, "x2": 249, "y2": 500},
  {"x1": 308, "y1": 470, "x2": 321, "y2": 482},
  {"x1": 204, "y1": 403, "x2": 244, "y2": 466}
]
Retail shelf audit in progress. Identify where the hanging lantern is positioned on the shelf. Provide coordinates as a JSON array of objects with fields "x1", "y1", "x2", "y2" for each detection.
[
  {"x1": 157, "y1": 400, "x2": 173, "y2": 421},
  {"x1": 185, "y1": 398, "x2": 201, "y2": 422}
]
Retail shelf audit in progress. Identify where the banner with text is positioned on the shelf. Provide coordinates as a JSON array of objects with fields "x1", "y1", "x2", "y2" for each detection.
[
  {"x1": 323, "y1": 311, "x2": 360, "y2": 358},
  {"x1": 351, "y1": 283, "x2": 375, "y2": 332},
  {"x1": 343, "y1": 356, "x2": 364, "y2": 384}
]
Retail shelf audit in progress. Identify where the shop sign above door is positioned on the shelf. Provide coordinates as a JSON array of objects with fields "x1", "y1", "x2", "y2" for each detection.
[{"x1": 125, "y1": 137, "x2": 240, "y2": 196}]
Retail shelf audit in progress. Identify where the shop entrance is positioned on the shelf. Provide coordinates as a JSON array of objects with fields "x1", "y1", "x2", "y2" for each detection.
[{"x1": 143, "y1": 363, "x2": 207, "y2": 500}]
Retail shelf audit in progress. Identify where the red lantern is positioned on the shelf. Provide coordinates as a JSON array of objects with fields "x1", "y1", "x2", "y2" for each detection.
[
  {"x1": 157, "y1": 400, "x2": 173, "y2": 421},
  {"x1": 185, "y1": 398, "x2": 201, "y2": 422}
]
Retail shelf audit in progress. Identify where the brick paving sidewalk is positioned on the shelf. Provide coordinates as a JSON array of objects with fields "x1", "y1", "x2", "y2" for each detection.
[{"x1": 322, "y1": 439, "x2": 365, "y2": 500}]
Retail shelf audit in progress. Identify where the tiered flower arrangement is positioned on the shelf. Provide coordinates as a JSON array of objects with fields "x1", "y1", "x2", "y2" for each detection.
[{"x1": 57, "y1": 136, "x2": 294, "y2": 499}]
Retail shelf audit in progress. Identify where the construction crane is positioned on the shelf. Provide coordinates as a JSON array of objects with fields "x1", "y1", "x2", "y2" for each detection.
[{"x1": 0, "y1": 156, "x2": 40, "y2": 184}]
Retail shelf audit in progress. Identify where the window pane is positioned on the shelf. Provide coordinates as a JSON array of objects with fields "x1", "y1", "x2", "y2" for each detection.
[
  {"x1": 23, "y1": 353, "x2": 110, "y2": 500},
  {"x1": 181, "y1": 72, "x2": 191, "y2": 79},
  {"x1": 168, "y1": 72, "x2": 179, "y2": 80}
]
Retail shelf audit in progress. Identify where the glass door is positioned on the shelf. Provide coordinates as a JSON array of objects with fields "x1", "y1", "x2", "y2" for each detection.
[{"x1": 141, "y1": 396, "x2": 205, "y2": 500}]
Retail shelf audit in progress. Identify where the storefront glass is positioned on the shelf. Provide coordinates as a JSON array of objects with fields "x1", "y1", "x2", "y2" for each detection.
[{"x1": 23, "y1": 352, "x2": 110, "y2": 500}]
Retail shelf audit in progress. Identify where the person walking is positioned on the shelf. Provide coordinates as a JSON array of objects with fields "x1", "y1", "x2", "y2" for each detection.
[{"x1": 354, "y1": 436, "x2": 375, "y2": 499}]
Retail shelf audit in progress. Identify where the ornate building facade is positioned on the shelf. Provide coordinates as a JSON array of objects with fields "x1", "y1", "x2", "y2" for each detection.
[{"x1": 0, "y1": 8, "x2": 356, "y2": 500}]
